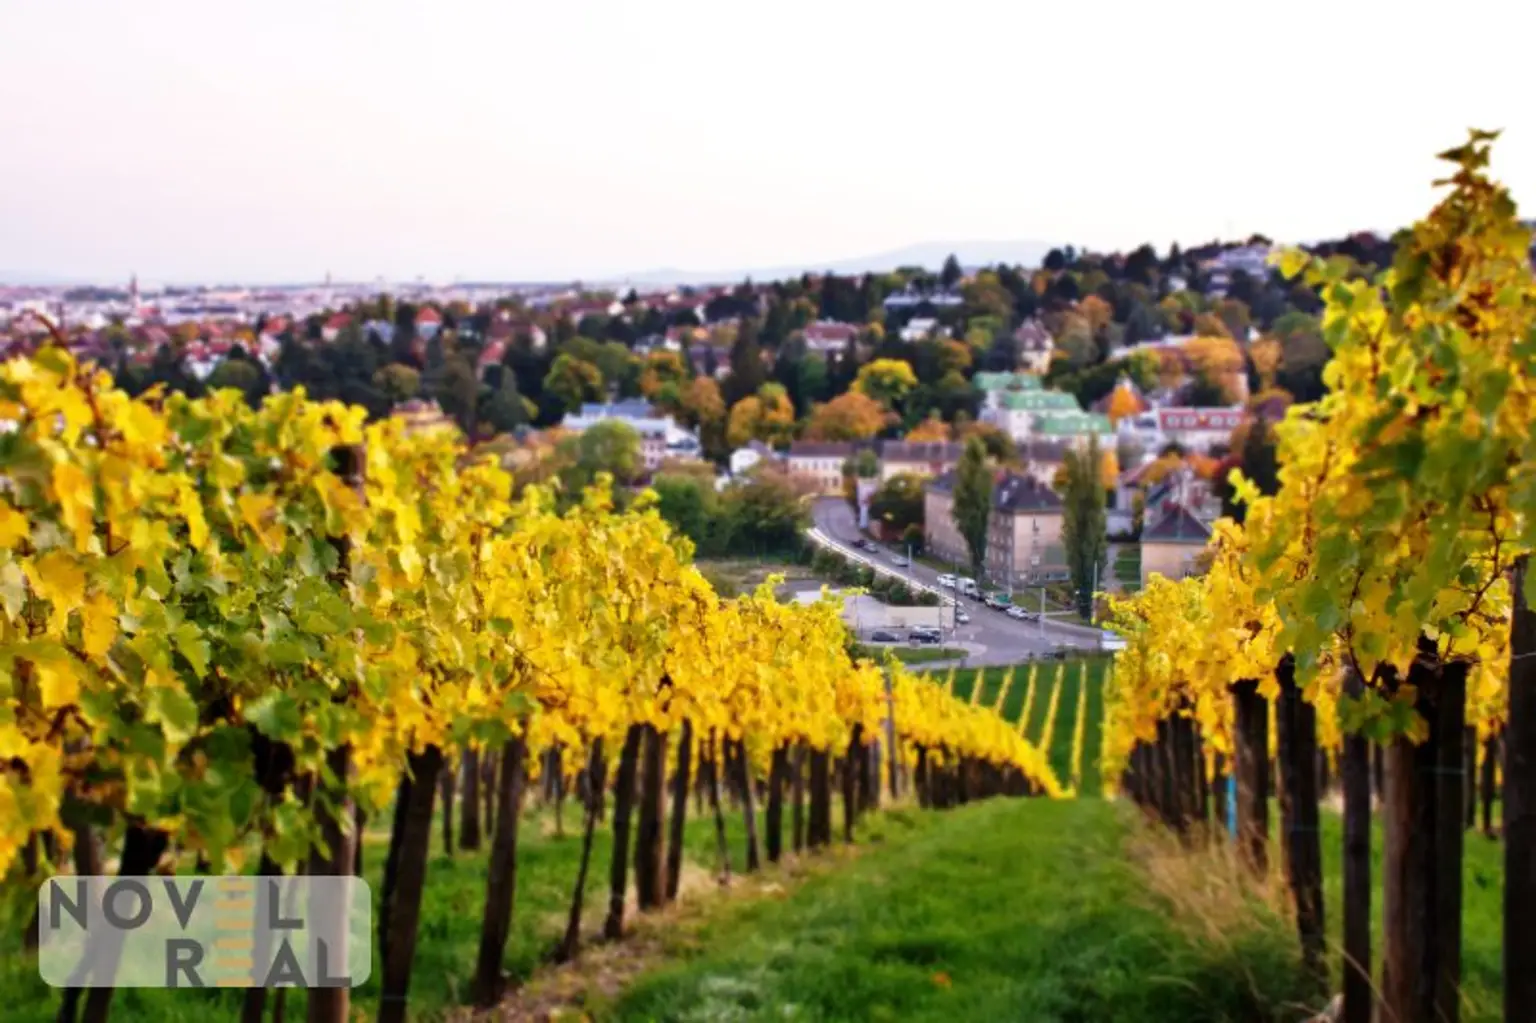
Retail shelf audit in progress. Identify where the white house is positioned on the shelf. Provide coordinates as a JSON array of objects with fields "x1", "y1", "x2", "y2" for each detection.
[
  {"x1": 560, "y1": 400, "x2": 703, "y2": 472},
  {"x1": 786, "y1": 441, "x2": 854, "y2": 495},
  {"x1": 729, "y1": 441, "x2": 777, "y2": 477},
  {"x1": 899, "y1": 317, "x2": 943, "y2": 343}
]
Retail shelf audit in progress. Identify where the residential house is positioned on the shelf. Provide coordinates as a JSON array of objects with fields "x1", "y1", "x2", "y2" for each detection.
[
  {"x1": 883, "y1": 287, "x2": 963, "y2": 311},
  {"x1": 876, "y1": 441, "x2": 963, "y2": 482},
  {"x1": 416, "y1": 306, "x2": 444, "y2": 338},
  {"x1": 560, "y1": 400, "x2": 702, "y2": 472},
  {"x1": 321, "y1": 313, "x2": 351, "y2": 342},
  {"x1": 923, "y1": 469, "x2": 1066, "y2": 588},
  {"x1": 1012, "y1": 320, "x2": 1054, "y2": 374},
  {"x1": 786, "y1": 441, "x2": 855, "y2": 496},
  {"x1": 1156, "y1": 407, "x2": 1244, "y2": 453},
  {"x1": 899, "y1": 317, "x2": 944, "y2": 343},
  {"x1": 729, "y1": 440, "x2": 778, "y2": 477},
  {"x1": 1139, "y1": 501, "x2": 1212, "y2": 586},
  {"x1": 802, "y1": 321, "x2": 860, "y2": 356}
]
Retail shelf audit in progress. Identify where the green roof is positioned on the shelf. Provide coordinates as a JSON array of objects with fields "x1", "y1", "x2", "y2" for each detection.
[
  {"x1": 996, "y1": 390, "x2": 1082, "y2": 412},
  {"x1": 973, "y1": 371, "x2": 1043, "y2": 393},
  {"x1": 1030, "y1": 411, "x2": 1114, "y2": 437}
]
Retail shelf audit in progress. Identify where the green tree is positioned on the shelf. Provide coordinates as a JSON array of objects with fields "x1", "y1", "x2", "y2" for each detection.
[
  {"x1": 206, "y1": 355, "x2": 267, "y2": 407},
  {"x1": 652, "y1": 470, "x2": 725, "y2": 556},
  {"x1": 940, "y1": 253, "x2": 963, "y2": 290},
  {"x1": 373, "y1": 363, "x2": 421, "y2": 406},
  {"x1": 869, "y1": 472, "x2": 926, "y2": 540},
  {"x1": 1061, "y1": 436, "x2": 1108, "y2": 620},
  {"x1": 479, "y1": 374, "x2": 534, "y2": 434},
  {"x1": 720, "y1": 465, "x2": 809, "y2": 555},
  {"x1": 558, "y1": 419, "x2": 642, "y2": 499},
  {"x1": 545, "y1": 354, "x2": 604, "y2": 414},
  {"x1": 952, "y1": 436, "x2": 993, "y2": 581}
]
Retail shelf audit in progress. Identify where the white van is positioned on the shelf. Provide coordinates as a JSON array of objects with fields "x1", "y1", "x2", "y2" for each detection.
[{"x1": 956, "y1": 578, "x2": 980, "y2": 598}]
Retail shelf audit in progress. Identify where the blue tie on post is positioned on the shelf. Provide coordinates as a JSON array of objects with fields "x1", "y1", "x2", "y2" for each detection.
[{"x1": 1226, "y1": 774, "x2": 1238, "y2": 837}]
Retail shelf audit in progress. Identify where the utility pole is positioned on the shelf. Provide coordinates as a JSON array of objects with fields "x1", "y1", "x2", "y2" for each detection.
[{"x1": 1039, "y1": 587, "x2": 1046, "y2": 640}]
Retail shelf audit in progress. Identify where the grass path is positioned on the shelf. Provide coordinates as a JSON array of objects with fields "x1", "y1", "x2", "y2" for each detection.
[{"x1": 604, "y1": 800, "x2": 1318, "y2": 1022}]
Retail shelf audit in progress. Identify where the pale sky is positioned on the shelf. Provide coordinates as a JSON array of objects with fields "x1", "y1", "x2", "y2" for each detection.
[{"x1": 3, "y1": 0, "x2": 1533, "y2": 285}]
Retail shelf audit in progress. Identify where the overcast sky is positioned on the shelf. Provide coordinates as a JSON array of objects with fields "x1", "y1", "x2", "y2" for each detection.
[{"x1": 3, "y1": 0, "x2": 1533, "y2": 285}]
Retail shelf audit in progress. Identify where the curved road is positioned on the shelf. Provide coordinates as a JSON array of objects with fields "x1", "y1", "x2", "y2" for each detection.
[{"x1": 809, "y1": 498, "x2": 1103, "y2": 662}]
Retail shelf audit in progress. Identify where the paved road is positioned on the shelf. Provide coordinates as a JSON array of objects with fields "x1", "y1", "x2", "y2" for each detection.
[{"x1": 809, "y1": 498, "x2": 1103, "y2": 662}]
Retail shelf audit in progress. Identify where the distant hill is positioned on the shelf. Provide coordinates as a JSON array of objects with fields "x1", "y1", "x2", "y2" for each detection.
[{"x1": 612, "y1": 239, "x2": 1057, "y2": 288}]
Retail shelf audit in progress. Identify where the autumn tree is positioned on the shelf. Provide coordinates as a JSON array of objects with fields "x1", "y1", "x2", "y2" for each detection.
[
  {"x1": 805, "y1": 391, "x2": 888, "y2": 442},
  {"x1": 727, "y1": 383, "x2": 796, "y2": 449},
  {"x1": 905, "y1": 415, "x2": 951, "y2": 443},
  {"x1": 853, "y1": 358, "x2": 919, "y2": 409},
  {"x1": 952, "y1": 436, "x2": 993, "y2": 582},
  {"x1": 639, "y1": 351, "x2": 690, "y2": 406}
]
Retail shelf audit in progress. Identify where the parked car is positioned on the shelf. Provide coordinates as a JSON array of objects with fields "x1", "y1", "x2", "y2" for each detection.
[
  {"x1": 889, "y1": 555, "x2": 909, "y2": 567},
  {"x1": 870, "y1": 629, "x2": 900, "y2": 643},
  {"x1": 1043, "y1": 647, "x2": 1068, "y2": 660},
  {"x1": 954, "y1": 608, "x2": 971, "y2": 625},
  {"x1": 936, "y1": 574, "x2": 956, "y2": 588},
  {"x1": 909, "y1": 627, "x2": 941, "y2": 645},
  {"x1": 1006, "y1": 605, "x2": 1029, "y2": 620},
  {"x1": 1098, "y1": 629, "x2": 1127, "y2": 652}
]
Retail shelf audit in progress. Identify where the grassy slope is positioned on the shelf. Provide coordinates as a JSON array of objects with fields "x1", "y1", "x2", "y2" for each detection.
[
  {"x1": 934, "y1": 658, "x2": 1110, "y2": 795},
  {"x1": 607, "y1": 799, "x2": 1317, "y2": 1023}
]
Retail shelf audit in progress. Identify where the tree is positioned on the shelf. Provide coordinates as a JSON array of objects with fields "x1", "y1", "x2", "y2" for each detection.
[
  {"x1": 805, "y1": 391, "x2": 888, "y2": 442},
  {"x1": 374, "y1": 363, "x2": 421, "y2": 406},
  {"x1": 724, "y1": 317, "x2": 767, "y2": 404},
  {"x1": 1220, "y1": 415, "x2": 1279, "y2": 521},
  {"x1": 869, "y1": 473, "x2": 926, "y2": 539},
  {"x1": 678, "y1": 376, "x2": 729, "y2": 461},
  {"x1": 726, "y1": 384, "x2": 795, "y2": 449},
  {"x1": 479, "y1": 375, "x2": 534, "y2": 434},
  {"x1": 952, "y1": 436, "x2": 992, "y2": 581},
  {"x1": 545, "y1": 355, "x2": 604, "y2": 414},
  {"x1": 639, "y1": 351, "x2": 689, "y2": 402},
  {"x1": 432, "y1": 354, "x2": 483, "y2": 436},
  {"x1": 940, "y1": 253, "x2": 963, "y2": 290},
  {"x1": 853, "y1": 358, "x2": 918, "y2": 409},
  {"x1": 652, "y1": 471, "x2": 725, "y2": 557},
  {"x1": 558, "y1": 420, "x2": 642, "y2": 497},
  {"x1": 720, "y1": 464, "x2": 812, "y2": 555},
  {"x1": 905, "y1": 415, "x2": 951, "y2": 442},
  {"x1": 1060, "y1": 437, "x2": 1108, "y2": 620},
  {"x1": 205, "y1": 355, "x2": 268, "y2": 407}
]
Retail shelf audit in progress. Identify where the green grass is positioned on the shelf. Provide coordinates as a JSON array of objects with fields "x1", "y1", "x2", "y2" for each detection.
[
  {"x1": 1315, "y1": 809, "x2": 1502, "y2": 1021},
  {"x1": 0, "y1": 799, "x2": 777, "y2": 1023},
  {"x1": 926, "y1": 658, "x2": 1111, "y2": 795},
  {"x1": 605, "y1": 799, "x2": 1320, "y2": 1022}
]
